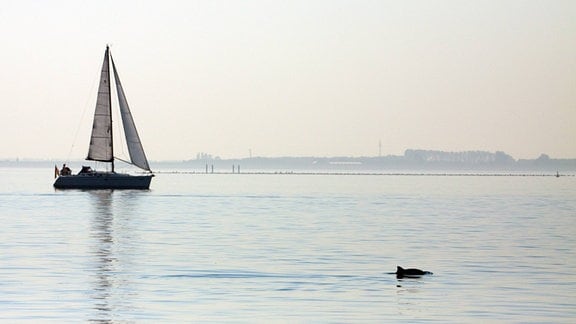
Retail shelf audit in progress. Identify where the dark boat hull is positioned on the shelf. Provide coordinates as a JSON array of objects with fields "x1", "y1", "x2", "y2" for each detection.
[{"x1": 54, "y1": 172, "x2": 152, "y2": 189}]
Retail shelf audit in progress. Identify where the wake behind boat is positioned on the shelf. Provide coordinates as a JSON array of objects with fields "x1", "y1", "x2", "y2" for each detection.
[{"x1": 54, "y1": 46, "x2": 153, "y2": 189}]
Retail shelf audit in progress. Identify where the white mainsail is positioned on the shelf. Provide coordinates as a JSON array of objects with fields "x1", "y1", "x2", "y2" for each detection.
[
  {"x1": 87, "y1": 46, "x2": 113, "y2": 162},
  {"x1": 111, "y1": 55, "x2": 151, "y2": 171}
]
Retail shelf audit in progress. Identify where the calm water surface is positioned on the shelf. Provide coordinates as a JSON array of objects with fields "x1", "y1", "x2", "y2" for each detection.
[{"x1": 1, "y1": 167, "x2": 575, "y2": 322}]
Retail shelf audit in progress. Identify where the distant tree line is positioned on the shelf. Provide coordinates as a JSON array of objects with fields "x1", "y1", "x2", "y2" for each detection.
[
  {"x1": 196, "y1": 152, "x2": 221, "y2": 161},
  {"x1": 403, "y1": 149, "x2": 515, "y2": 164},
  {"x1": 170, "y1": 149, "x2": 575, "y2": 172}
]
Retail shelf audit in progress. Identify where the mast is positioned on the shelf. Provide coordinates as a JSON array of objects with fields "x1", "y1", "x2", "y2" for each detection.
[{"x1": 107, "y1": 46, "x2": 115, "y2": 173}]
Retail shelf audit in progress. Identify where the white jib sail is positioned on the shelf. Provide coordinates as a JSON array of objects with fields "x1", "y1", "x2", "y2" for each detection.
[
  {"x1": 87, "y1": 47, "x2": 113, "y2": 162},
  {"x1": 110, "y1": 55, "x2": 151, "y2": 171}
]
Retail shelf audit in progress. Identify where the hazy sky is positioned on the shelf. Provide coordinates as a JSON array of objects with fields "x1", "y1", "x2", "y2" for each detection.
[{"x1": 1, "y1": 0, "x2": 575, "y2": 160}]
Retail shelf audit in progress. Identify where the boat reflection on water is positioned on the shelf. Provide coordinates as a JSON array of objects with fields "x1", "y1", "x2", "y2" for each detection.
[{"x1": 87, "y1": 190, "x2": 140, "y2": 322}]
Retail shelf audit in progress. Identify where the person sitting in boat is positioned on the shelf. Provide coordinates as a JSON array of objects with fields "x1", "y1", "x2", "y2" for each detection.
[
  {"x1": 79, "y1": 166, "x2": 94, "y2": 174},
  {"x1": 61, "y1": 164, "x2": 72, "y2": 176}
]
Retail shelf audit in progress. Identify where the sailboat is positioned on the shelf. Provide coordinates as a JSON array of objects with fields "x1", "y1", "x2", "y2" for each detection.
[{"x1": 54, "y1": 46, "x2": 154, "y2": 189}]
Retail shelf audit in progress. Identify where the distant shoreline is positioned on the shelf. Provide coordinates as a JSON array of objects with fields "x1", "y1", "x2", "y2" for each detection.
[
  {"x1": 2, "y1": 149, "x2": 576, "y2": 173},
  {"x1": 154, "y1": 170, "x2": 573, "y2": 177}
]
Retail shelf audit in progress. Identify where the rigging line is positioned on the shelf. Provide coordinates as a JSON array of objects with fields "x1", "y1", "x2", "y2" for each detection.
[
  {"x1": 114, "y1": 157, "x2": 133, "y2": 167},
  {"x1": 65, "y1": 64, "x2": 100, "y2": 163},
  {"x1": 114, "y1": 156, "x2": 152, "y2": 173}
]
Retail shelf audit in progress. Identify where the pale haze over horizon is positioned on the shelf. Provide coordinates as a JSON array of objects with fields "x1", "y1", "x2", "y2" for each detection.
[{"x1": 1, "y1": 0, "x2": 575, "y2": 161}]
